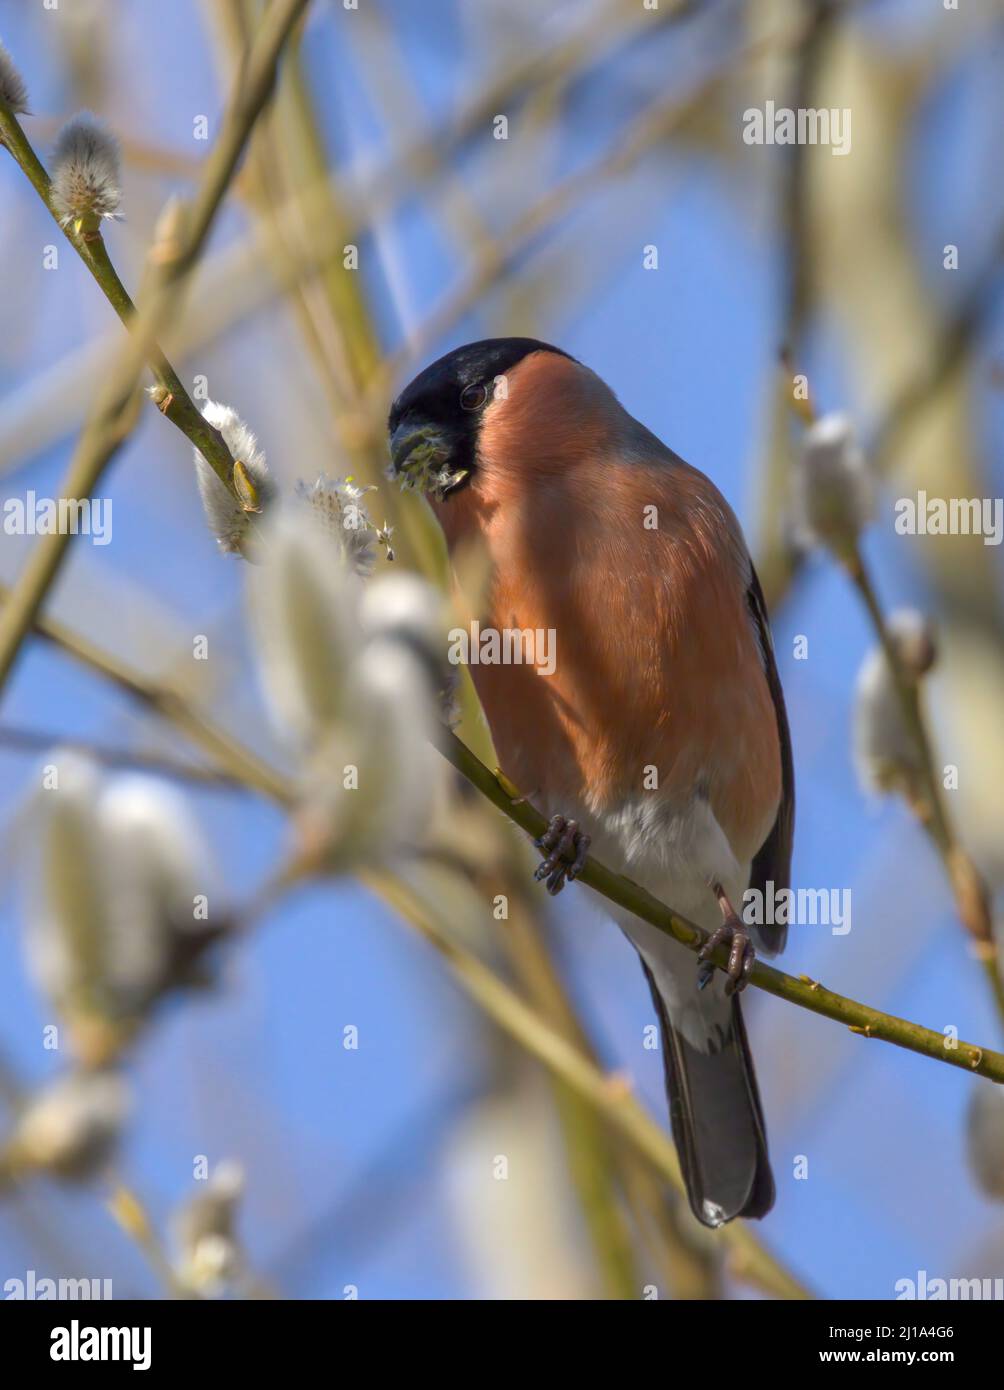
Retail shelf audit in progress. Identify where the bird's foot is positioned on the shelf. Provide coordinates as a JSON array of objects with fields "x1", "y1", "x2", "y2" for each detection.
[
  {"x1": 533, "y1": 814, "x2": 591, "y2": 896},
  {"x1": 697, "y1": 883, "x2": 755, "y2": 995}
]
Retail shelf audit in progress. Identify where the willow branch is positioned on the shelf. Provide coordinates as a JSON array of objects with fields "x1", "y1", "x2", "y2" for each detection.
[
  {"x1": 5, "y1": 598, "x2": 804, "y2": 1295},
  {"x1": 761, "y1": 335, "x2": 1003, "y2": 1029},
  {"x1": 14, "y1": 576, "x2": 1004, "y2": 1084},
  {"x1": 349, "y1": 871, "x2": 810, "y2": 1300},
  {"x1": 355, "y1": 0, "x2": 692, "y2": 233},
  {"x1": 0, "y1": 123, "x2": 227, "y2": 492},
  {"x1": 0, "y1": 726, "x2": 246, "y2": 789},
  {"x1": 460, "y1": 844, "x2": 643, "y2": 1298},
  {"x1": 0, "y1": 1, "x2": 311, "y2": 698},
  {"x1": 0, "y1": 1050, "x2": 181, "y2": 1296},
  {"x1": 869, "y1": 222, "x2": 1004, "y2": 478},
  {"x1": 105, "y1": 1183, "x2": 186, "y2": 1298},
  {"x1": 364, "y1": 11, "x2": 815, "y2": 421},
  {"x1": 213, "y1": 7, "x2": 676, "y2": 1293},
  {"x1": 374, "y1": 80, "x2": 714, "y2": 397},
  {"x1": 755, "y1": 1, "x2": 838, "y2": 609},
  {"x1": 0, "y1": 584, "x2": 288, "y2": 802},
  {"x1": 438, "y1": 729, "x2": 1004, "y2": 1084},
  {"x1": 0, "y1": 0, "x2": 311, "y2": 496},
  {"x1": 844, "y1": 546, "x2": 1004, "y2": 1026},
  {"x1": 0, "y1": 357, "x2": 141, "y2": 694}
]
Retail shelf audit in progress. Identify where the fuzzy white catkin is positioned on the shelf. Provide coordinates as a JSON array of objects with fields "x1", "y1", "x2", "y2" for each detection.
[
  {"x1": 247, "y1": 503, "x2": 365, "y2": 746},
  {"x1": 194, "y1": 400, "x2": 273, "y2": 555},
  {"x1": 49, "y1": 113, "x2": 122, "y2": 227},
  {"x1": 0, "y1": 38, "x2": 28, "y2": 114},
  {"x1": 96, "y1": 776, "x2": 210, "y2": 1005},
  {"x1": 854, "y1": 609, "x2": 936, "y2": 795},
  {"x1": 794, "y1": 413, "x2": 873, "y2": 557},
  {"x1": 296, "y1": 475, "x2": 380, "y2": 576},
  {"x1": 359, "y1": 572, "x2": 444, "y2": 655},
  {"x1": 173, "y1": 1160, "x2": 244, "y2": 1243},
  {"x1": 248, "y1": 507, "x2": 448, "y2": 865},
  {"x1": 27, "y1": 755, "x2": 211, "y2": 1021},
  {"x1": 361, "y1": 571, "x2": 458, "y2": 724},
  {"x1": 299, "y1": 635, "x2": 445, "y2": 868},
  {"x1": 171, "y1": 1160, "x2": 245, "y2": 1294},
  {"x1": 12, "y1": 1071, "x2": 128, "y2": 1179},
  {"x1": 316, "y1": 577, "x2": 448, "y2": 864}
]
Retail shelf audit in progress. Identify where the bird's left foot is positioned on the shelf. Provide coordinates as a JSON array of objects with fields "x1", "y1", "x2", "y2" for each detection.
[
  {"x1": 697, "y1": 884, "x2": 755, "y2": 995},
  {"x1": 533, "y1": 814, "x2": 591, "y2": 896}
]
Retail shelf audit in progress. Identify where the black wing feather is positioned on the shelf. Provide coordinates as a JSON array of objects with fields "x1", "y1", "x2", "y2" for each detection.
[{"x1": 746, "y1": 565, "x2": 795, "y2": 956}]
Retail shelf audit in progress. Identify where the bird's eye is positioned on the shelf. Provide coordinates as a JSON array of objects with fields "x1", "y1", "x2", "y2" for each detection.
[{"x1": 459, "y1": 382, "x2": 488, "y2": 411}]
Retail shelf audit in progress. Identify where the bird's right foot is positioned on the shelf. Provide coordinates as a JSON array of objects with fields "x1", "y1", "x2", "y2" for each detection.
[
  {"x1": 533, "y1": 814, "x2": 591, "y2": 896},
  {"x1": 697, "y1": 882, "x2": 756, "y2": 995}
]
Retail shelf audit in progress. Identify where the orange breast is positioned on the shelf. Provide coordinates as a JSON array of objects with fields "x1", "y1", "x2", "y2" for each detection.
[{"x1": 440, "y1": 452, "x2": 782, "y2": 866}]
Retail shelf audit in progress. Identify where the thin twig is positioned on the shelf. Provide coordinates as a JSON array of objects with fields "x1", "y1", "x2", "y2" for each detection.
[
  {"x1": 0, "y1": 0, "x2": 311, "y2": 496},
  {"x1": 438, "y1": 729, "x2": 1004, "y2": 1084},
  {"x1": 0, "y1": 0, "x2": 311, "y2": 698},
  {"x1": 0, "y1": 725, "x2": 246, "y2": 789},
  {"x1": 845, "y1": 546, "x2": 1004, "y2": 1025},
  {"x1": 0, "y1": 126, "x2": 227, "y2": 492},
  {"x1": 0, "y1": 354, "x2": 141, "y2": 693},
  {"x1": 106, "y1": 1182, "x2": 186, "y2": 1298},
  {"x1": 2, "y1": 596, "x2": 805, "y2": 1294},
  {"x1": 0, "y1": 583, "x2": 290, "y2": 802},
  {"x1": 372, "y1": 75, "x2": 723, "y2": 401},
  {"x1": 10, "y1": 584, "x2": 1003, "y2": 1083},
  {"x1": 18, "y1": 581, "x2": 1004, "y2": 1083},
  {"x1": 363, "y1": 870, "x2": 811, "y2": 1300}
]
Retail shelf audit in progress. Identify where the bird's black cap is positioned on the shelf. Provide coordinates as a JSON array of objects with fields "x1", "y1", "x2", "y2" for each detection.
[{"x1": 388, "y1": 337, "x2": 573, "y2": 434}]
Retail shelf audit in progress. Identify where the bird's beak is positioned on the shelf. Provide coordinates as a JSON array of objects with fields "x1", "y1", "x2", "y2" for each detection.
[
  {"x1": 388, "y1": 422, "x2": 470, "y2": 498},
  {"x1": 389, "y1": 422, "x2": 442, "y2": 476}
]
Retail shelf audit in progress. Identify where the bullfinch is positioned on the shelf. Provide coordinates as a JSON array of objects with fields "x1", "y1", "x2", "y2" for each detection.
[{"x1": 388, "y1": 339, "x2": 794, "y2": 1228}]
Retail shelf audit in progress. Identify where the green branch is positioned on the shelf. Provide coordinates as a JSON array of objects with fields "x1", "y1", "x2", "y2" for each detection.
[
  {"x1": 5, "y1": 594, "x2": 806, "y2": 1297},
  {"x1": 0, "y1": 0, "x2": 312, "y2": 699},
  {"x1": 0, "y1": 725, "x2": 247, "y2": 789},
  {"x1": 0, "y1": 0, "x2": 312, "y2": 496},
  {"x1": 0, "y1": 110, "x2": 231, "y2": 492},
  {"x1": 845, "y1": 547, "x2": 1004, "y2": 1027},
  {"x1": 0, "y1": 357, "x2": 141, "y2": 692},
  {"x1": 438, "y1": 729, "x2": 1004, "y2": 1085},
  {"x1": 360, "y1": 870, "x2": 810, "y2": 1300},
  {"x1": 17, "y1": 575, "x2": 1003, "y2": 1087}
]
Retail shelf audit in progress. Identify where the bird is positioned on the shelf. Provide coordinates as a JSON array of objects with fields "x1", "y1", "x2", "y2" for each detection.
[{"x1": 387, "y1": 338, "x2": 794, "y2": 1227}]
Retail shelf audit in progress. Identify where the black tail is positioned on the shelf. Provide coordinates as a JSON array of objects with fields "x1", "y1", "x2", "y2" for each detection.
[{"x1": 642, "y1": 963, "x2": 774, "y2": 1227}]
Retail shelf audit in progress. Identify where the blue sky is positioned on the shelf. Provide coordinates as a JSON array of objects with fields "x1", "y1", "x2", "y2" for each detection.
[{"x1": 1, "y1": 0, "x2": 1003, "y2": 1299}]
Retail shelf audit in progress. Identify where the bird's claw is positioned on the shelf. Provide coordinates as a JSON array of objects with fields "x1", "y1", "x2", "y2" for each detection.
[
  {"x1": 533, "y1": 814, "x2": 591, "y2": 896},
  {"x1": 697, "y1": 919, "x2": 755, "y2": 996}
]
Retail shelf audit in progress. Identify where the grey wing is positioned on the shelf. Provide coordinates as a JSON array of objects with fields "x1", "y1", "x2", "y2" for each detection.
[{"x1": 745, "y1": 564, "x2": 794, "y2": 956}]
